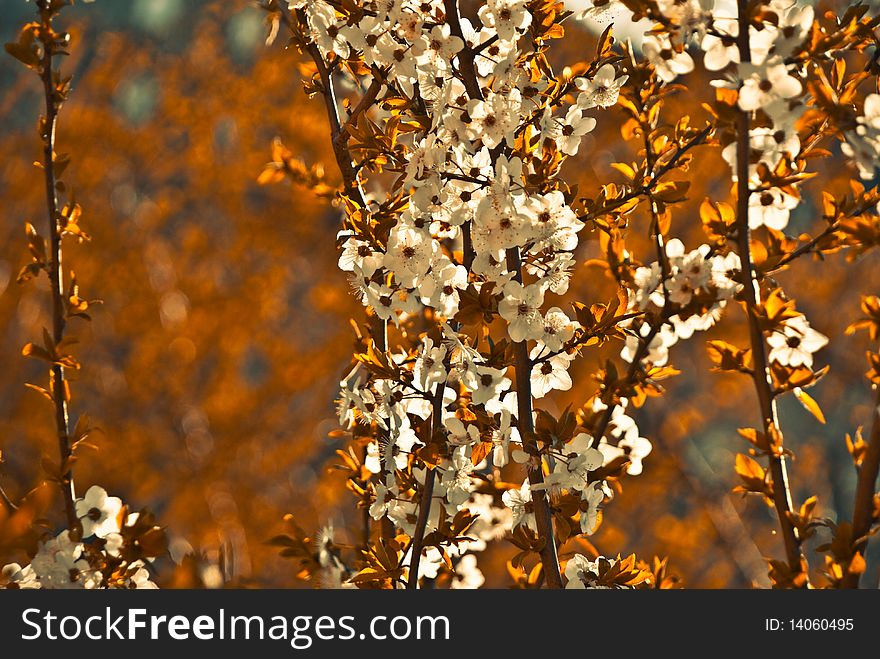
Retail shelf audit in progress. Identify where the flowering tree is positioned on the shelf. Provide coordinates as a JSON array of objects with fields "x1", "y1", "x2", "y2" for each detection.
[
  {"x1": 1, "y1": 0, "x2": 878, "y2": 591},
  {"x1": 260, "y1": 0, "x2": 880, "y2": 589}
]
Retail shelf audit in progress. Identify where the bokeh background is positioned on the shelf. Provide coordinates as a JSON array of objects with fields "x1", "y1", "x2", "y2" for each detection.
[{"x1": 1, "y1": 0, "x2": 878, "y2": 588}]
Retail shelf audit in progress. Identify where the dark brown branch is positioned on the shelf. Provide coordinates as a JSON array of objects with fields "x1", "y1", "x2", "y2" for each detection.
[
  {"x1": 443, "y1": 1, "x2": 480, "y2": 273},
  {"x1": 590, "y1": 98, "x2": 673, "y2": 450},
  {"x1": 406, "y1": 382, "x2": 445, "y2": 589},
  {"x1": 370, "y1": 313, "x2": 395, "y2": 541},
  {"x1": 506, "y1": 247, "x2": 563, "y2": 589},
  {"x1": 443, "y1": 0, "x2": 562, "y2": 587},
  {"x1": 842, "y1": 386, "x2": 880, "y2": 588},
  {"x1": 404, "y1": 71, "x2": 472, "y2": 584},
  {"x1": 36, "y1": 0, "x2": 77, "y2": 531},
  {"x1": 279, "y1": 4, "x2": 369, "y2": 207},
  {"x1": 334, "y1": 71, "x2": 386, "y2": 152},
  {"x1": 735, "y1": 0, "x2": 806, "y2": 582},
  {"x1": 307, "y1": 42, "x2": 369, "y2": 207},
  {"x1": 444, "y1": 0, "x2": 483, "y2": 102}
]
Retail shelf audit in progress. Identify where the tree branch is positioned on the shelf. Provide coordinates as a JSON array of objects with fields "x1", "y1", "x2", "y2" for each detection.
[
  {"x1": 334, "y1": 70, "x2": 386, "y2": 152},
  {"x1": 578, "y1": 124, "x2": 713, "y2": 224},
  {"x1": 506, "y1": 247, "x2": 563, "y2": 589},
  {"x1": 406, "y1": 382, "x2": 445, "y2": 589},
  {"x1": 442, "y1": 0, "x2": 562, "y2": 587},
  {"x1": 444, "y1": 0, "x2": 483, "y2": 102},
  {"x1": 735, "y1": 0, "x2": 806, "y2": 582},
  {"x1": 279, "y1": 4, "x2": 369, "y2": 207},
  {"x1": 842, "y1": 385, "x2": 880, "y2": 588},
  {"x1": 36, "y1": 0, "x2": 77, "y2": 531}
]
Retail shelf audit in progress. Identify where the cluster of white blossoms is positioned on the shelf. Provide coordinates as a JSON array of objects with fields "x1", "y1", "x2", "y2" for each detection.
[
  {"x1": 310, "y1": 0, "x2": 830, "y2": 587},
  {"x1": 582, "y1": 239, "x2": 741, "y2": 502},
  {"x1": 692, "y1": 0, "x2": 831, "y2": 370},
  {"x1": 579, "y1": 0, "x2": 816, "y2": 231},
  {"x1": 308, "y1": 0, "x2": 640, "y2": 587},
  {"x1": 563, "y1": 553, "x2": 621, "y2": 589},
  {"x1": 1, "y1": 486, "x2": 157, "y2": 589},
  {"x1": 582, "y1": 0, "x2": 829, "y2": 373},
  {"x1": 707, "y1": 1, "x2": 813, "y2": 232},
  {"x1": 576, "y1": 2, "x2": 832, "y2": 372},
  {"x1": 626, "y1": 239, "x2": 742, "y2": 364}
]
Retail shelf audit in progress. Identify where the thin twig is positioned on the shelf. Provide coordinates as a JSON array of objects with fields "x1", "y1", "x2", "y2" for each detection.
[
  {"x1": 279, "y1": 4, "x2": 368, "y2": 206},
  {"x1": 578, "y1": 124, "x2": 713, "y2": 224},
  {"x1": 406, "y1": 382, "x2": 445, "y2": 589},
  {"x1": 590, "y1": 321, "x2": 663, "y2": 449},
  {"x1": 444, "y1": 0, "x2": 483, "y2": 101},
  {"x1": 766, "y1": 225, "x2": 836, "y2": 272},
  {"x1": 767, "y1": 199, "x2": 879, "y2": 274},
  {"x1": 36, "y1": 0, "x2": 77, "y2": 531},
  {"x1": 334, "y1": 71, "x2": 386, "y2": 151}
]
